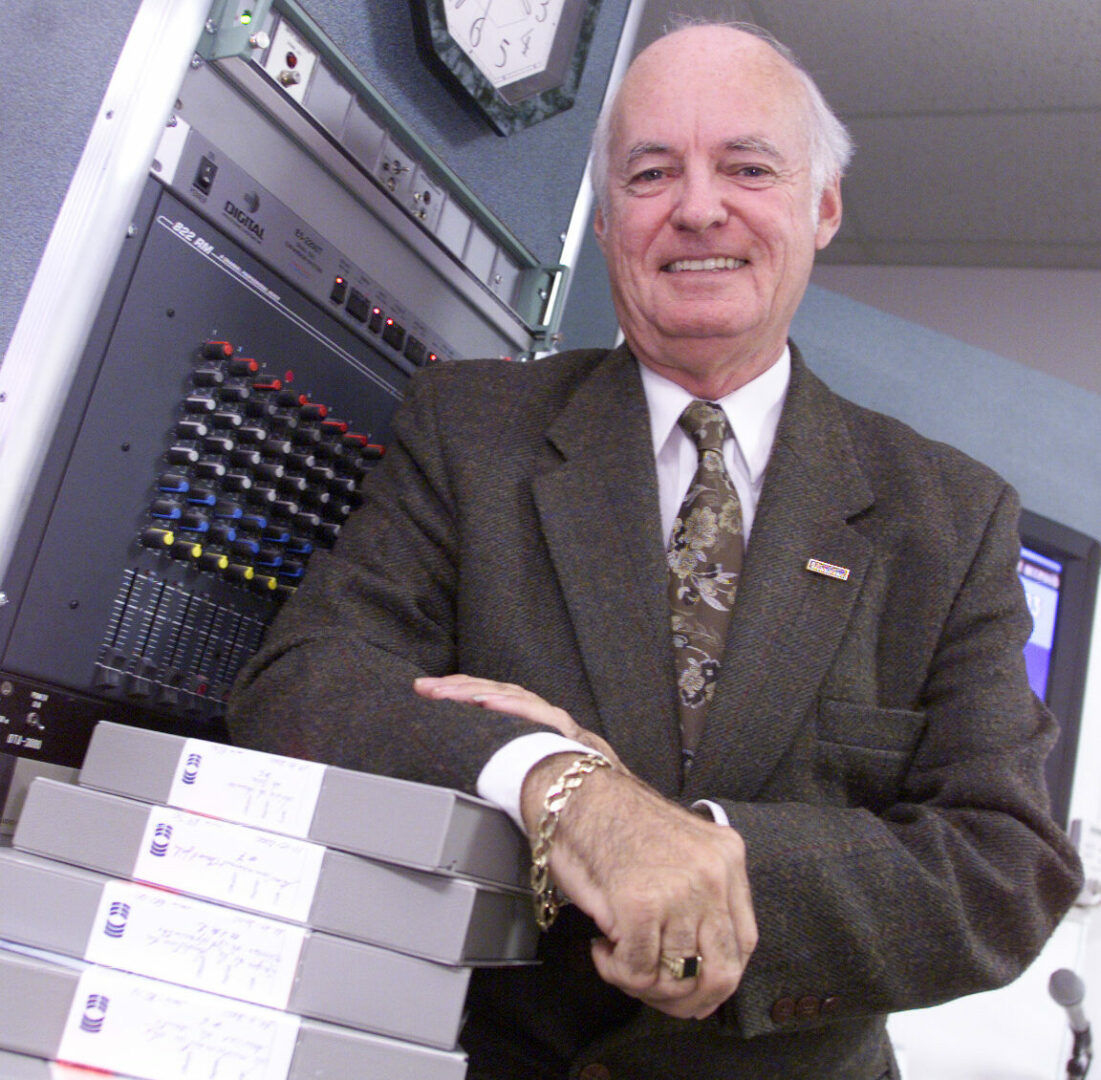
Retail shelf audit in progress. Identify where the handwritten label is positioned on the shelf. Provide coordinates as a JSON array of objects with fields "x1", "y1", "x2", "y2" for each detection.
[
  {"x1": 57, "y1": 965, "x2": 300, "y2": 1080},
  {"x1": 85, "y1": 880, "x2": 307, "y2": 1009},
  {"x1": 132, "y1": 807, "x2": 326, "y2": 923},
  {"x1": 167, "y1": 740, "x2": 326, "y2": 838}
]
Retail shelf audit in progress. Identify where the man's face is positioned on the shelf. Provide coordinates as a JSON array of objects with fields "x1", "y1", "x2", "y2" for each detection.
[{"x1": 594, "y1": 28, "x2": 842, "y2": 393}]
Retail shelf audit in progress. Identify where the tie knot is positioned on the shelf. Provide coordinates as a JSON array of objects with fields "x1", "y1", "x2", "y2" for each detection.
[{"x1": 679, "y1": 400, "x2": 729, "y2": 455}]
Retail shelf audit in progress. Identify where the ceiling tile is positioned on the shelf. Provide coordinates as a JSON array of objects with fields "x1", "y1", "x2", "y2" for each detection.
[
  {"x1": 751, "y1": 0, "x2": 1101, "y2": 115},
  {"x1": 837, "y1": 112, "x2": 1101, "y2": 248}
]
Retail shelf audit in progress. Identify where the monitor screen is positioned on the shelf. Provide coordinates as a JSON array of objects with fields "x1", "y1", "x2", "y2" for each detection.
[
  {"x1": 1019, "y1": 544, "x2": 1063, "y2": 702},
  {"x1": 1017, "y1": 510, "x2": 1099, "y2": 829}
]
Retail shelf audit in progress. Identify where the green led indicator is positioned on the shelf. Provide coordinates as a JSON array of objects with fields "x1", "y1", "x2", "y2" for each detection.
[{"x1": 240, "y1": 10, "x2": 253, "y2": 25}]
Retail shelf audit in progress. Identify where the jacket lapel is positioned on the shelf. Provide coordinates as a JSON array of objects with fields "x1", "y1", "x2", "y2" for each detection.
[
  {"x1": 686, "y1": 351, "x2": 876, "y2": 800},
  {"x1": 531, "y1": 346, "x2": 682, "y2": 793}
]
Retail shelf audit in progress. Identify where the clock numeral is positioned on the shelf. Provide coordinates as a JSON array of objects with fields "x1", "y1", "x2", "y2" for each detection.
[
  {"x1": 469, "y1": 15, "x2": 485, "y2": 47},
  {"x1": 495, "y1": 39, "x2": 509, "y2": 68},
  {"x1": 535, "y1": 0, "x2": 550, "y2": 23},
  {"x1": 521, "y1": 28, "x2": 533, "y2": 55}
]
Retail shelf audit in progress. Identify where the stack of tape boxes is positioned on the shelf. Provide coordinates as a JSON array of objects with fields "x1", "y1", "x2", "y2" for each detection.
[{"x1": 0, "y1": 721, "x2": 538, "y2": 1080}]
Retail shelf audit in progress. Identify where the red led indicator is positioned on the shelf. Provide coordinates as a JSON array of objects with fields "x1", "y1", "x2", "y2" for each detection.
[
  {"x1": 284, "y1": 371, "x2": 295, "y2": 383},
  {"x1": 285, "y1": 51, "x2": 298, "y2": 68}
]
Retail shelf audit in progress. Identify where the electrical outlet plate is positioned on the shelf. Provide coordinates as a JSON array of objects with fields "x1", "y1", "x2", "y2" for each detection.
[{"x1": 262, "y1": 16, "x2": 318, "y2": 103}]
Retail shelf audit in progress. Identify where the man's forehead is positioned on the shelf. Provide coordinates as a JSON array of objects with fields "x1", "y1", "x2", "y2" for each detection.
[{"x1": 609, "y1": 32, "x2": 808, "y2": 154}]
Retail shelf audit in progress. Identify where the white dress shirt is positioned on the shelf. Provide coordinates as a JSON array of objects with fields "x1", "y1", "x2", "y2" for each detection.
[{"x1": 476, "y1": 349, "x2": 791, "y2": 827}]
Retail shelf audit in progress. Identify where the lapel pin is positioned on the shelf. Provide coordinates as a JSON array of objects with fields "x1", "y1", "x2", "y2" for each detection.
[{"x1": 806, "y1": 558, "x2": 850, "y2": 581}]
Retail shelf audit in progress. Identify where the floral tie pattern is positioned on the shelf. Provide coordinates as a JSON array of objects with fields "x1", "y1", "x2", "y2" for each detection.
[{"x1": 667, "y1": 400, "x2": 744, "y2": 763}]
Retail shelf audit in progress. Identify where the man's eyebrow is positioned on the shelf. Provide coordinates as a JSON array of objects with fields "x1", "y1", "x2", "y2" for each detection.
[
  {"x1": 723, "y1": 136, "x2": 784, "y2": 159},
  {"x1": 624, "y1": 142, "x2": 673, "y2": 166}
]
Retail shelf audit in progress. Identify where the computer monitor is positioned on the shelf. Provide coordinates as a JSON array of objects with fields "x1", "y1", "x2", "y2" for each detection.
[{"x1": 1017, "y1": 509, "x2": 1100, "y2": 829}]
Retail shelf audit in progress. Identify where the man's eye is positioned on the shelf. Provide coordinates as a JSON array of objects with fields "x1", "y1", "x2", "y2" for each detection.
[
  {"x1": 630, "y1": 167, "x2": 667, "y2": 183},
  {"x1": 735, "y1": 164, "x2": 773, "y2": 179}
]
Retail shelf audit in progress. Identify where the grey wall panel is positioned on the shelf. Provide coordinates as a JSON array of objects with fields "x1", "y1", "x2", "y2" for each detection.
[
  {"x1": 0, "y1": 0, "x2": 142, "y2": 353},
  {"x1": 793, "y1": 285, "x2": 1101, "y2": 543}
]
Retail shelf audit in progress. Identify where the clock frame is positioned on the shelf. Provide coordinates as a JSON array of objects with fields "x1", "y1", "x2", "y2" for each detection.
[{"x1": 412, "y1": 0, "x2": 604, "y2": 136}]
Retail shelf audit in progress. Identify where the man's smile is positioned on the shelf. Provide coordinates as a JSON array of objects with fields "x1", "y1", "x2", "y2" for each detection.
[{"x1": 661, "y1": 257, "x2": 748, "y2": 272}]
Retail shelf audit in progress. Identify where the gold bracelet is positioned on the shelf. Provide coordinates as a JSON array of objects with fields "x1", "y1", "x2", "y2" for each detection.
[{"x1": 529, "y1": 753, "x2": 611, "y2": 931}]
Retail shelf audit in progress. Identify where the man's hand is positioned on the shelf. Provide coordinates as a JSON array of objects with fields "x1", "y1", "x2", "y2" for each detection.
[
  {"x1": 413, "y1": 674, "x2": 626, "y2": 768},
  {"x1": 414, "y1": 675, "x2": 756, "y2": 1019},
  {"x1": 523, "y1": 754, "x2": 757, "y2": 1020}
]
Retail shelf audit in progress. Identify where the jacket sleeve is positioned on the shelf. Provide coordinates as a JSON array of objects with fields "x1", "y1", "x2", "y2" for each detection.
[
  {"x1": 226, "y1": 366, "x2": 534, "y2": 794},
  {"x1": 714, "y1": 483, "x2": 1083, "y2": 1037}
]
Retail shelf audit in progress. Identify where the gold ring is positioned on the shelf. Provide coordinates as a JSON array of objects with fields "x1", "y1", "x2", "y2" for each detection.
[{"x1": 660, "y1": 954, "x2": 702, "y2": 980}]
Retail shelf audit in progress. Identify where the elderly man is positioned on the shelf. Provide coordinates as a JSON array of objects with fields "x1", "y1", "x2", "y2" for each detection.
[{"x1": 229, "y1": 22, "x2": 1082, "y2": 1080}]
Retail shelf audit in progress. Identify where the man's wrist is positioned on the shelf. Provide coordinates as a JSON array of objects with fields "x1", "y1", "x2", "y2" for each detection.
[
  {"x1": 476, "y1": 732, "x2": 600, "y2": 829},
  {"x1": 528, "y1": 753, "x2": 612, "y2": 930},
  {"x1": 520, "y1": 751, "x2": 598, "y2": 834}
]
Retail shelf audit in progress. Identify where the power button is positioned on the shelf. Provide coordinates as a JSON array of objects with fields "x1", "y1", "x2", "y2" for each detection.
[{"x1": 194, "y1": 155, "x2": 218, "y2": 195}]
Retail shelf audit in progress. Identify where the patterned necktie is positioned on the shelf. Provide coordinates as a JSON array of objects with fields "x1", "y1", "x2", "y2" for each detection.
[{"x1": 667, "y1": 400, "x2": 744, "y2": 765}]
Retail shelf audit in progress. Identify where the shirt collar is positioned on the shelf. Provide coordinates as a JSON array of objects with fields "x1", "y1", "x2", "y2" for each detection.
[{"x1": 638, "y1": 346, "x2": 791, "y2": 484}]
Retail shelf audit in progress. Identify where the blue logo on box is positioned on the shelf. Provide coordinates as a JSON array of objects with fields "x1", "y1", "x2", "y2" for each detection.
[
  {"x1": 103, "y1": 901, "x2": 130, "y2": 938},
  {"x1": 80, "y1": 994, "x2": 109, "y2": 1033},
  {"x1": 181, "y1": 753, "x2": 202, "y2": 785},
  {"x1": 150, "y1": 823, "x2": 173, "y2": 857}
]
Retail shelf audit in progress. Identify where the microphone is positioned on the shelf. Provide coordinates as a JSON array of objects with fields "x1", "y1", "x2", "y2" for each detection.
[
  {"x1": 1051, "y1": 969, "x2": 1091, "y2": 1035},
  {"x1": 1050, "y1": 969, "x2": 1093, "y2": 1080}
]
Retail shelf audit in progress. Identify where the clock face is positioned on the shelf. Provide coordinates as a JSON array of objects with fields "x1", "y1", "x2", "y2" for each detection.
[
  {"x1": 414, "y1": 0, "x2": 603, "y2": 135},
  {"x1": 443, "y1": 0, "x2": 568, "y2": 92}
]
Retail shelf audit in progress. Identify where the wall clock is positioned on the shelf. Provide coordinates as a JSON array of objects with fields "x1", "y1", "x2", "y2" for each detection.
[{"x1": 412, "y1": 0, "x2": 604, "y2": 136}]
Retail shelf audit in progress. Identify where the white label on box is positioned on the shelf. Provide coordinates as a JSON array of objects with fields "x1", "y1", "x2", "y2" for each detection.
[
  {"x1": 132, "y1": 806, "x2": 325, "y2": 923},
  {"x1": 168, "y1": 740, "x2": 325, "y2": 838},
  {"x1": 58, "y1": 965, "x2": 300, "y2": 1080},
  {"x1": 85, "y1": 879, "x2": 307, "y2": 1010}
]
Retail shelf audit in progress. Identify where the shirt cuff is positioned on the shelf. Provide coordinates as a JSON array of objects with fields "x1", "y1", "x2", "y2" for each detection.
[
  {"x1": 476, "y1": 732, "x2": 600, "y2": 830},
  {"x1": 691, "y1": 799, "x2": 731, "y2": 826}
]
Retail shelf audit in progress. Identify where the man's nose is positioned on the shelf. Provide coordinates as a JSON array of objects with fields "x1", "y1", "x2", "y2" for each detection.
[{"x1": 670, "y1": 170, "x2": 729, "y2": 231}]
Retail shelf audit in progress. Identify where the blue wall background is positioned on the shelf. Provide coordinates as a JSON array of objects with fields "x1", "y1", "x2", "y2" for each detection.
[{"x1": 792, "y1": 285, "x2": 1101, "y2": 542}]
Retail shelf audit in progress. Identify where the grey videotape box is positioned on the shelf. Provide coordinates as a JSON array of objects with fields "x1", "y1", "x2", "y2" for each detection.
[
  {"x1": 79, "y1": 720, "x2": 529, "y2": 889},
  {"x1": 14, "y1": 778, "x2": 539, "y2": 965},
  {"x1": 0, "y1": 849, "x2": 472, "y2": 1050},
  {"x1": 0, "y1": 1049, "x2": 109, "y2": 1079},
  {"x1": 0, "y1": 945, "x2": 468, "y2": 1080}
]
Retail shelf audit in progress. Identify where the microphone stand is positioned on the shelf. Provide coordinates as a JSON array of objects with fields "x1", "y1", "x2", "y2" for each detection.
[{"x1": 1065, "y1": 1026, "x2": 1093, "y2": 1080}]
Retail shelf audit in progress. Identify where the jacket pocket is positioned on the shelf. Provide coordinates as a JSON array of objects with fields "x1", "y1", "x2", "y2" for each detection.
[{"x1": 814, "y1": 699, "x2": 926, "y2": 812}]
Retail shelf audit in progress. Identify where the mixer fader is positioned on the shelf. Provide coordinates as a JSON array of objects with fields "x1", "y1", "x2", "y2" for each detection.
[{"x1": 141, "y1": 338, "x2": 384, "y2": 595}]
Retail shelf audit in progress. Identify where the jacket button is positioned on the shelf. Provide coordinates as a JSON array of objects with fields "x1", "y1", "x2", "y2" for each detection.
[
  {"x1": 821, "y1": 995, "x2": 842, "y2": 1017},
  {"x1": 795, "y1": 995, "x2": 821, "y2": 1020},
  {"x1": 579, "y1": 1065, "x2": 611, "y2": 1080},
  {"x1": 770, "y1": 997, "x2": 796, "y2": 1024}
]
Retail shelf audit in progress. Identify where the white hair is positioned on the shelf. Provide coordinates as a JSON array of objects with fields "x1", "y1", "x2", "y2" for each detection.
[{"x1": 590, "y1": 20, "x2": 854, "y2": 217}]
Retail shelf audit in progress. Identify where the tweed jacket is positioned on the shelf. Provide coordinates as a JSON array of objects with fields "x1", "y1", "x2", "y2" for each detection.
[{"x1": 229, "y1": 344, "x2": 1082, "y2": 1080}]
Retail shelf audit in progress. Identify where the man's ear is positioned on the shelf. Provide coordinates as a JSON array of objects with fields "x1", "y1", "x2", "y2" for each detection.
[
  {"x1": 814, "y1": 176, "x2": 843, "y2": 250},
  {"x1": 593, "y1": 204, "x2": 607, "y2": 248}
]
